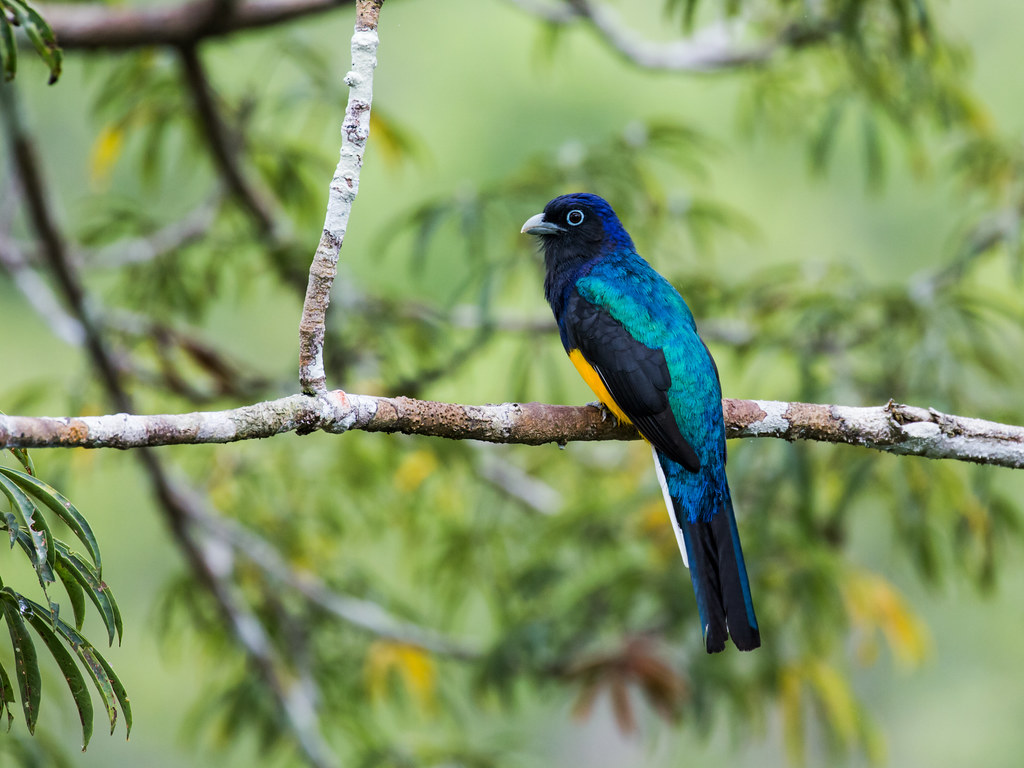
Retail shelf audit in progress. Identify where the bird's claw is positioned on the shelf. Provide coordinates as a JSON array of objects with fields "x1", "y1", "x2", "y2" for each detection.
[{"x1": 587, "y1": 400, "x2": 614, "y2": 423}]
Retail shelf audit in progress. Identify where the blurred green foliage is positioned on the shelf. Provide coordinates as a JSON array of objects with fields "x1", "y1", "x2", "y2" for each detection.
[{"x1": 2, "y1": 0, "x2": 1024, "y2": 767}]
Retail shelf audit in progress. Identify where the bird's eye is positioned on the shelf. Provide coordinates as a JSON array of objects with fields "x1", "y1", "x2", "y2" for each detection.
[{"x1": 566, "y1": 209, "x2": 585, "y2": 226}]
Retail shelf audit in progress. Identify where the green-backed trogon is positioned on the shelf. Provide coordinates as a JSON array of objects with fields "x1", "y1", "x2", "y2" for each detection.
[{"x1": 522, "y1": 193, "x2": 760, "y2": 652}]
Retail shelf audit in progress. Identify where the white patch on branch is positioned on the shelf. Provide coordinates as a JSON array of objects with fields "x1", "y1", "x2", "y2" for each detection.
[{"x1": 748, "y1": 400, "x2": 790, "y2": 434}]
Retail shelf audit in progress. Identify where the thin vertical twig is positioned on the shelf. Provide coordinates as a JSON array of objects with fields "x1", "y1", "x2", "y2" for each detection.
[{"x1": 298, "y1": 0, "x2": 384, "y2": 394}]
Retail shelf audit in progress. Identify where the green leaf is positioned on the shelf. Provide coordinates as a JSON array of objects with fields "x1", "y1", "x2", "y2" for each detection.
[
  {"x1": 49, "y1": 616, "x2": 122, "y2": 735},
  {"x1": 7, "y1": 447, "x2": 36, "y2": 476},
  {"x1": 862, "y1": 112, "x2": 886, "y2": 190},
  {"x1": 0, "y1": 14, "x2": 16, "y2": 82},
  {"x1": 0, "y1": 467, "x2": 102, "y2": 575},
  {"x1": 0, "y1": 589, "x2": 42, "y2": 733},
  {"x1": 22, "y1": 604, "x2": 94, "y2": 750},
  {"x1": 0, "y1": 657, "x2": 15, "y2": 728},
  {"x1": 8, "y1": 525, "x2": 46, "y2": 570},
  {"x1": 5, "y1": 0, "x2": 61, "y2": 84},
  {"x1": 92, "y1": 639, "x2": 131, "y2": 737},
  {"x1": 54, "y1": 560, "x2": 87, "y2": 631},
  {"x1": 0, "y1": 473, "x2": 54, "y2": 585},
  {"x1": 4, "y1": 511, "x2": 20, "y2": 548},
  {"x1": 53, "y1": 542, "x2": 122, "y2": 645}
]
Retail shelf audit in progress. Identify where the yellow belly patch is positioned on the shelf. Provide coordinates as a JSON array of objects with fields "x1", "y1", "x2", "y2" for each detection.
[{"x1": 568, "y1": 349, "x2": 632, "y2": 425}]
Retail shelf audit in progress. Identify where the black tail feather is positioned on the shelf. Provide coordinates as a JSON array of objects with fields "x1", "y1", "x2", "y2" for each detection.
[{"x1": 681, "y1": 503, "x2": 760, "y2": 653}]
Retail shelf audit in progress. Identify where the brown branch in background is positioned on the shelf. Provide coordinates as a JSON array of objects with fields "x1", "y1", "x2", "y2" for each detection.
[
  {"x1": 36, "y1": 0, "x2": 354, "y2": 51},
  {"x1": 176, "y1": 42, "x2": 314, "y2": 292},
  {"x1": 1, "y1": 76, "x2": 334, "y2": 768},
  {"x1": 104, "y1": 312, "x2": 272, "y2": 402},
  {"x1": 176, "y1": 45, "x2": 281, "y2": 237},
  {"x1": 4, "y1": 393, "x2": 1024, "y2": 471},
  {"x1": 298, "y1": 0, "x2": 383, "y2": 393}
]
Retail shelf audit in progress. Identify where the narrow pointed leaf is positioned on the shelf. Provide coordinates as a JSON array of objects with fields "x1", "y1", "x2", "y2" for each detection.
[
  {"x1": 50, "y1": 618, "x2": 118, "y2": 735},
  {"x1": 0, "y1": 473, "x2": 53, "y2": 585},
  {"x1": 21, "y1": 3, "x2": 61, "y2": 84},
  {"x1": 55, "y1": 560, "x2": 87, "y2": 631},
  {"x1": 0, "y1": 590, "x2": 42, "y2": 733},
  {"x1": 92, "y1": 641, "x2": 131, "y2": 737},
  {"x1": 0, "y1": 468, "x2": 101, "y2": 574},
  {"x1": 6, "y1": 0, "x2": 61, "y2": 84},
  {"x1": 7, "y1": 447, "x2": 35, "y2": 475},
  {"x1": 23, "y1": 604, "x2": 94, "y2": 749},
  {"x1": 0, "y1": 659, "x2": 13, "y2": 729},
  {"x1": 53, "y1": 542, "x2": 120, "y2": 645},
  {"x1": 4, "y1": 512, "x2": 19, "y2": 548},
  {"x1": 0, "y1": 15, "x2": 16, "y2": 82},
  {"x1": 9, "y1": 526, "x2": 49, "y2": 581}
]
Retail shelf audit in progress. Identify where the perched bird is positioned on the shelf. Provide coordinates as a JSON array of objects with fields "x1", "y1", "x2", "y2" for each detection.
[{"x1": 521, "y1": 193, "x2": 760, "y2": 652}]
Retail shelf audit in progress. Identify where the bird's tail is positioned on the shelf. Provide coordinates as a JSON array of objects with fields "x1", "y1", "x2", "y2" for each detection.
[{"x1": 654, "y1": 451, "x2": 760, "y2": 652}]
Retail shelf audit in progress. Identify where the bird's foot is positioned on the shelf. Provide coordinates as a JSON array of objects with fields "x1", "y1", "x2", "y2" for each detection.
[{"x1": 587, "y1": 400, "x2": 615, "y2": 423}]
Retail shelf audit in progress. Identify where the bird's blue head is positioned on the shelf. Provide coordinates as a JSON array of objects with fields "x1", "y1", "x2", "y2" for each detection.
[{"x1": 521, "y1": 193, "x2": 635, "y2": 310}]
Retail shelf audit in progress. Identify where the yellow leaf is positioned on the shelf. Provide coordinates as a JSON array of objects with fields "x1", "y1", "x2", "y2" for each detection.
[
  {"x1": 365, "y1": 640, "x2": 436, "y2": 711},
  {"x1": 842, "y1": 569, "x2": 932, "y2": 668},
  {"x1": 89, "y1": 124, "x2": 125, "y2": 188},
  {"x1": 806, "y1": 660, "x2": 858, "y2": 749},
  {"x1": 394, "y1": 450, "x2": 438, "y2": 493}
]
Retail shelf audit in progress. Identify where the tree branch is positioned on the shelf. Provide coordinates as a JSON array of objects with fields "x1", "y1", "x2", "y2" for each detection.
[
  {"x1": 3, "y1": 393, "x2": 1024, "y2": 470},
  {"x1": 36, "y1": 0, "x2": 354, "y2": 51},
  {"x1": 505, "y1": 0, "x2": 832, "y2": 73},
  {"x1": 298, "y1": 0, "x2": 382, "y2": 393},
  {"x1": 177, "y1": 44, "x2": 282, "y2": 240},
  {"x1": 0, "y1": 239, "x2": 86, "y2": 346}
]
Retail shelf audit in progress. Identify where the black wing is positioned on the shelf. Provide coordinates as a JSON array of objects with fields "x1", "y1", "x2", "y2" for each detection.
[{"x1": 565, "y1": 289, "x2": 701, "y2": 473}]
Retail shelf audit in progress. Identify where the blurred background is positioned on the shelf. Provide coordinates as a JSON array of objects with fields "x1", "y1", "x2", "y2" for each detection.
[{"x1": 2, "y1": 0, "x2": 1024, "y2": 766}]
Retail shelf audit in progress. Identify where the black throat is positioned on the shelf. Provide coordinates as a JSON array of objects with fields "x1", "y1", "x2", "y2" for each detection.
[{"x1": 541, "y1": 235, "x2": 603, "y2": 318}]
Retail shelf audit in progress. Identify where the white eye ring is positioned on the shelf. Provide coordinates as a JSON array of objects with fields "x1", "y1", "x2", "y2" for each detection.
[{"x1": 566, "y1": 209, "x2": 585, "y2": 226}]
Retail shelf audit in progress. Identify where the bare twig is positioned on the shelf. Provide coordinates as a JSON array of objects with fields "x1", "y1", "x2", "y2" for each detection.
[
  {"x1": 36, "y1": 0, "x2": 354, "y2": 51},
  {"x1": 0, "y1": 241, "x2": 86, "y2": 346},
  {"x1": 298, "y1": 0, "x2": 383, "y2": 393},
  {"x1": 506, "y1": 0, "x2": 831, "y2": 72},
  {"x1": 4, "y1": 394, "x2": 1024, "y2": 471}
]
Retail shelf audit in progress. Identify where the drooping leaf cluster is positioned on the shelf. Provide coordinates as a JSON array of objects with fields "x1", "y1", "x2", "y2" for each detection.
[
  {"x1": 0, "y1": 0, "x2": 60, "y2": 83},
  {"x1": 0, "y1": 448, "x2": 131, "y2": 751}
]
